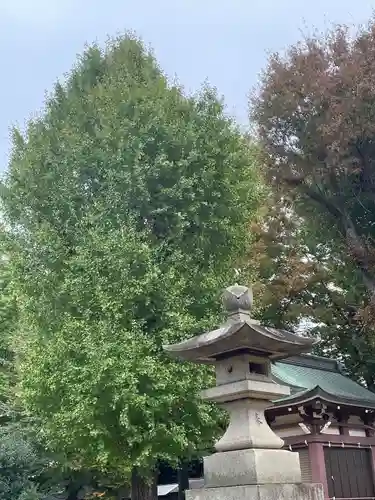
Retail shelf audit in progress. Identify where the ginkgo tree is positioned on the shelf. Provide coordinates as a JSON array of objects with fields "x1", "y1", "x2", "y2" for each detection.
[{"x1": 1, "y1": 34, "x2": 265, "y2": 499}]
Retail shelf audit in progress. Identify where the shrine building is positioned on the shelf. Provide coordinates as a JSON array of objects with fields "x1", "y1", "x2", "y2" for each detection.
[{"x1": 268, "y1": 353, "x2": 375, "y2": 500}]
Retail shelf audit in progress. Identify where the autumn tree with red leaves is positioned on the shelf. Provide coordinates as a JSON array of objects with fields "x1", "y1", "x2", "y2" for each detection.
[
  {"x1": 251, "y1": 21, "x2": 375, "y2": 387},
  {"x1": 249, "y1": 195, "x2": 375, "y2": 388}
]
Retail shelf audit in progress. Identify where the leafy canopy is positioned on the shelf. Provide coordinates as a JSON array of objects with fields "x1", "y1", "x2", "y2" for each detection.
[
  {"x1": 2, "y1": 34, "x2": 264, "y2": 477},
  {"x1": 251, "y1": 20, "x2": 375, "y2": 385},
  {"x1": 250, "y1": 196, "x2": 375, "y2": 387},
  {"x1": 252, "y1": 21, "x2": 375, "y2": 303}
]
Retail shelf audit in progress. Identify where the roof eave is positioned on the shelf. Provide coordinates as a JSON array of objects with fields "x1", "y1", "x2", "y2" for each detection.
[{"x1": 271, "y1": 385, "x2": 375, "y2": 410}]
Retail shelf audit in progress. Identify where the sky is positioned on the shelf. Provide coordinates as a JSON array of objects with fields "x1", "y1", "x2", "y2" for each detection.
[{"x1": 1, "y1": 0, "x2": 375, "y2": 171}]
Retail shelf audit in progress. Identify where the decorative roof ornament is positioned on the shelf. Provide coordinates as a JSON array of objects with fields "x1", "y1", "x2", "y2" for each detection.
[
  {"x1": 222, "y1": 284, "x2": 252, "y2": 312},
  {"x1": 222, "y1": 284, "x2": 253, "y2": 323}
]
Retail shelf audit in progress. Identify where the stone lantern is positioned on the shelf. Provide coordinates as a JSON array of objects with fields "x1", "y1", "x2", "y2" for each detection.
[{"x1": 164, "y1": 285, "x2": 324, "y2": 500}]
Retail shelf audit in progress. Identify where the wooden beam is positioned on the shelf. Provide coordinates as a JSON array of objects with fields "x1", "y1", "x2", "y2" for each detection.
[{"x1": 284, "y1": 434, "x2": 375, "y2": 446}]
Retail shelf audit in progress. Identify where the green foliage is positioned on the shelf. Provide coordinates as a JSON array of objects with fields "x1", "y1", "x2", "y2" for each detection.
[
  {"x1": 0, "y1": 431, "x2": 40, "y2": 500},
  {"x1": 250, "y1": 194, "x2": 375, "y2": 388},
  {"x1": 0, "y1": 256, "x2": 63, "y2": 499},
  {"x1": 2, "y1": 34, "x2": 264, "y2": 478},
  {"x1": 0, "y1": 421, "x2": 52, "y2": 500},
  {"x1": 251, "y1": 20, "x2": 375, "y2": 387},
  {"x1": 0, "y1": 256, "x2": 17, "y2": 414}
]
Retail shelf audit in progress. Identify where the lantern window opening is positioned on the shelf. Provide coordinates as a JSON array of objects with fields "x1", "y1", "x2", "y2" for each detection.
[{"x1": 249, "y1": 361, "x2": 268, "y2": 376}]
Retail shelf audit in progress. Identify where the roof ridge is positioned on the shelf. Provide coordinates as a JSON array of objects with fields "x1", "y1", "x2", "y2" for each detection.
[{"x1": 278, "y1": 354, "x2": 339, "y2": 372}]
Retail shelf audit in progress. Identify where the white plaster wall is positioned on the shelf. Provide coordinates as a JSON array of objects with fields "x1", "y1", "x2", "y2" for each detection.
[
  {"x1": 276, "y1": 426, "x2": 306, "y2": 438},
  {"x1": 273, "y1": 413, "x2": 301, "y2": 426},
  {"x1": 349, "y1": 428, "x2": 367, "y2": 437},
  {"x1": 321, "y1": 426, "x2": 340, "y2": 435},
  {"x1": 348, "y1": 415, "x2": 363, "y2": 425}
]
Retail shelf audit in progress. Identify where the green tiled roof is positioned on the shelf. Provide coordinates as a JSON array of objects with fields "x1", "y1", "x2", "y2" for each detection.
[{"x1": 271, "y1": 355, "x2": 375, "y2": 407}]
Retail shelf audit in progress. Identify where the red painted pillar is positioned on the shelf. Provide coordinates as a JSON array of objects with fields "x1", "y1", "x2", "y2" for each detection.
[
  {"x1": 309, "y1": 442, "x2": 329, "y2": 499},
  {"x1": 370, "y1": 447, "x2": 375, "y2": 482}
]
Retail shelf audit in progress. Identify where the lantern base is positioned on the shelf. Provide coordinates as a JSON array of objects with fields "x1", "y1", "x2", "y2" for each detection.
[
  {"x1": 204, "y1": 448, "x2": 301, "y2": 488},
  {"x1": 186, "y1": 483, "x2": 324, "y2": 500}
]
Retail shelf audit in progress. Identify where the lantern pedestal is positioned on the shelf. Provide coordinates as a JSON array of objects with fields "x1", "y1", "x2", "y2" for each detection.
[
  {"x1": 186, "y1": 483, "x2": 324, "y2": 500},
  {"x1": 204, "y1": 448, "x2": 302, "y2": 488}
]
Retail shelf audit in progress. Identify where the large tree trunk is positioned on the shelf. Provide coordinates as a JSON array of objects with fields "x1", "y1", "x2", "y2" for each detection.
[
  {"x1": 177, "y1": 460, "x2": 190, "y2": 500},
  {"x1": 300, "y1": 182, "x2": 375, "y2": 296},
  {"x1": 66, "y1": 477, "x2": 84, "y2": 500},
  {"x1": 131, "y1": 467, "x2": 157, "y2": 500},
  {"x1": 66, "y1": 485, "x2": 82, "y2": 500}
]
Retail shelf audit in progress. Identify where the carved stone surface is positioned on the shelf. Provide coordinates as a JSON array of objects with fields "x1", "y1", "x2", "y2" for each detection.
[
  {"x1": 222, "y1": 284, "x2": 253, "y2": 317},
  {"x1": 204, "y1": 449, "x2": 301, "y2": 487},
  {"x1": 206, "y1": 397, "x2": 286, "y2": 452},
  {"x1": 186, "y1": 483, "x2": 324, "y2": 500},
  {"x1": 215, "y1": 353, "x2": 271, "y2": 386}
]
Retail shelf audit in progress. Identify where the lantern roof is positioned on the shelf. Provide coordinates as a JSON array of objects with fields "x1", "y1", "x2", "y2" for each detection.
[{"x1": 164, "y1": 284, "x2": 316, "y2": 363}]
